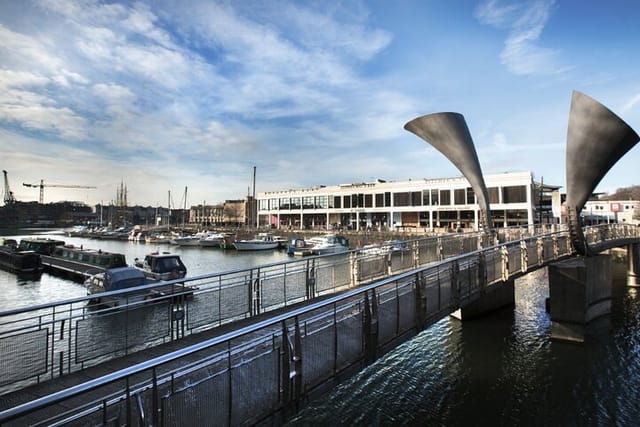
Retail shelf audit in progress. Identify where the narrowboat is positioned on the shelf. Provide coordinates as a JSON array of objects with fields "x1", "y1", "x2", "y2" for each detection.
[
  {"x1": 41, "y1": 245, "x2": 127, "y2": 281},
  {"x1": 18, "y1": 237, "x2": 65, "y2": 255},
  {"x1": 0, "y1": 239, "x2": 43, "y2": 276}
]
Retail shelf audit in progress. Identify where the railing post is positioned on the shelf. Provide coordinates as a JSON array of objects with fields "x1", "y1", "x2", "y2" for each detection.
[
  {"x1": 520, "y1": 240, "x2": 528, "y2": 273},
  {"x1": 477, "y1": 252, "x2": 487, "y2": 295},
  {"x1": 414, "y1": 272, "x2": 427, "y2": 329},
  {"x1": 362, "y1": 290, "x2": 378, "y2": 363},
  {"x1": 350, "y1": 251, "x2": 359, "y2": 287},
  {"x1": 500, "y1": 245, "x2": 509, "y2": 281},
  {"x1": 451, "y1": 260, "x2": 460, "y2": 306},
  {"x1": 537, "y1": 237, "x2": 544, "y2": 267}
]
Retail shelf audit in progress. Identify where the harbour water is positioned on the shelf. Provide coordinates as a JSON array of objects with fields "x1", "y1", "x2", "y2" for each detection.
[
  {"x1": 288, "y1": 262, "x2": 640, "y2": 426},
  {"x1": 2, "y1": 233, "x2": 639, "y2": 425}
]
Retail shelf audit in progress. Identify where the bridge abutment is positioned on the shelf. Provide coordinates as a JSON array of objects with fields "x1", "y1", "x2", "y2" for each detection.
[
  {"x1": 628, "y1": 243, "x2": 640, "y2": 287},
  {"x1": 548, "y1": 255, "x2": 612, "y2": 343},
  {"x1": 451, "y1": 279, "x2": 515, "y2": 320}
]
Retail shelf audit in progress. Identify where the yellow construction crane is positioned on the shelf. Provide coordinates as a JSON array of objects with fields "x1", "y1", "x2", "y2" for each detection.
[{"x1": 23, "y1": 179, "x2": 97, "y2": 204}]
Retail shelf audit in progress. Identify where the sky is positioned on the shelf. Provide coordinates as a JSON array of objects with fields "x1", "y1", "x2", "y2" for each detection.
[{"x1": 1, "y1": 0, "x2": 639, "y2": 208}]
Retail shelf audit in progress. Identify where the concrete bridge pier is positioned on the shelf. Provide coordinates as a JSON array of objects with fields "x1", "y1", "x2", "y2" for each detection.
[
  {"x1": 548, "y1": 255, "x2": 612, "y2": 343},
  {"x1": 451, "y1": 279, "x2": 515, "y2": 320},
  {"x1": 628, "y1": 243, "x2": 640, "y2": 288}
]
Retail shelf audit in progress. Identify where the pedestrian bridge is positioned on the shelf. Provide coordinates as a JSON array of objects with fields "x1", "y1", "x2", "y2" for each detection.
[{"x1": 1, "y1": 223, "x2": 639, "y2": 426}]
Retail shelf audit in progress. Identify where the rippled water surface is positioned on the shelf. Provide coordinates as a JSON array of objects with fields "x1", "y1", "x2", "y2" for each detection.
[{"x1": 288, "y1": 264, "x2": 640, "y2": 426}]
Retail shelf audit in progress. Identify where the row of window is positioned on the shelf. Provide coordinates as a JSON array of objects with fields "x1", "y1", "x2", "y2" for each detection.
[{"x1": 259, "y1": 185, "x2": 528, "y2": 210}]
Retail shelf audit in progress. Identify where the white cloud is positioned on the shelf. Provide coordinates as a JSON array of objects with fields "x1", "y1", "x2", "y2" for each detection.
[{"x1": 475, "y1": 0, "x2": 567, "y2": 76}]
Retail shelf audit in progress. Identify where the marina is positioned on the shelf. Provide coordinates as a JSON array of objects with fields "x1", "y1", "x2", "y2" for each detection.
[{"x1": 0, "y1": 232, "x2": 291, "y2": 312}]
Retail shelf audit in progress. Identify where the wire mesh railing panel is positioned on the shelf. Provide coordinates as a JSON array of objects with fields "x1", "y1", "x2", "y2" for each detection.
[
  {"x1": 162, "y1": 370, "x2": 230, "y2": 427},
  {"x1": 301, "y1": 322, "x2": 335, "y2": 389},
  {"x1": 335, "y1": 299, "x2": 363, "y2": 370},
  {"x1": 377, "y1": 286, "x2": 399, "y2": 345},
  {"x1": 508, "y1": 246, "x2": 521, "y2": 275},
  {"x1": 526, "y1": 240, "x2": 539, "y2": 267},
  {"x1": 458, "y1": 261, "x2": 480, "y2": 303},
  {"x1": 76, "y1": 304, "x2": 170, "y2": 364},
  {"x1": 484, "y1": 249, "x2": 502, "y2": 284},
  {"x1": 397, "y1": 282, "x2": 416, "y2": 334},
  {"x1": 543, "y1": 239, "x2": 555, "y2": 262},
  {"x1": 315, "y1": 261, "x2": 350, "y2": 294},
  {"x1": 441, "y1": 237, "x2": 462, "y2": 259},
  {"x1": 390, "y1": 250, "x2": 414, "y2": 273},
  {"x1": 0, "y1": 329, "x2": 48, "y2": 386},
  {"x1": 358, "y1": 256, "x2": 387, "y2": 282},
  {"x1": 230, "y1": 349, "x2": 280, "y2": 426},
  {"x1": 417, "y1": 239, "x2": 440, "y2": 265}
]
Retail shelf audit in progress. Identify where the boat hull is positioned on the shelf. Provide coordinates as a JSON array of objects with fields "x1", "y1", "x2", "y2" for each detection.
[{"x1": 233, "y1": 242, "x2": 280, "y2": 251}]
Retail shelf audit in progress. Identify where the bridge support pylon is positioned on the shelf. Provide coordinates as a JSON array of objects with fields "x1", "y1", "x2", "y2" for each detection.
[
  {"x1": 548, "y1": 255, "x2": 612, "y2": 343},
  {"x1": 450, "y1": 279, "x2": 515, "y2": 320},
  {"x1": 628, "y1": 244, "x2": 640, "y2": 288}
]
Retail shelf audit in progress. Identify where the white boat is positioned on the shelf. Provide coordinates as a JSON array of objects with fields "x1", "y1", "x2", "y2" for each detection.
[
  {"x1": 173, "y1": 231, "x2": 209, "y2": 246},
  {"x1": 199, "y1": 233, "x2": 225, "y2": 247},
  {"x1": 233, "y1": 233, "x2": 280, "y2": 251},
  {"x1": 309, "y1": 234, "x2": 350, "y2": 255}
]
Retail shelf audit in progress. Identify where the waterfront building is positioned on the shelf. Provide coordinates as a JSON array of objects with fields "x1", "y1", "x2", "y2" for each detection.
[
  {"x1": 257, "y1": 171, "x2": 561, "y2": 232},
  {"x1": 582, "y1": 199, "x2": 640, "y2": 225}
]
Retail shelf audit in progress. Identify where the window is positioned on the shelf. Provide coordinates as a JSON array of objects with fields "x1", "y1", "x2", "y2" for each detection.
[
  {"x1": 411, "y1": 191, "x2": 422, "y2": 206},
  {"x1": 454, "y1": 189, "x2": 466, "y2": 205},
  {"x1": 365, "y1": 194, "x2": 373, "y2": 208},
  {"x1": 502, "y1": 185, "x2": 527, "y2": 203},
  {"x1": 316, "y1": 196, "x2": 328, "y2": 209},
  {"x1": 488, "y1": 187, "x2": 499, "y2": 204},
  {"x1": 375, "y1": 193, "x2": 384, "y2": 207},
  {"x1": 291, "y1": 197, "x2": 301, "y2": 209},
  {"x1": 333, "y1": 196, "x2": 341, "y2": 209},
  {"x1": 302, "y1": 196, "x2": 314, "y2": 209},
  {"x1": 343, "y1": 195, "x2": 351, "y2": 208},
  {"x1": 431, "y1": 189, "x2": 439, "y2": 205},
  {"x1": 394, "y1": 192, "x2": 410, "y2": 207},
  {"x1": 423, "y1": 190, "x2": 430, "y2": 205},
  {"x1": 385, "y1": 192, "x2": 391, "y2": 207},
  {"x1": 466, "y1": 187, "x2": 475, "y2": 204},
  {"x1": 439, "y1": 189, "x2": 451, "y2": 206},
  {"x1": 279, "y1": 198, "x2": 290, "y2": 209}
]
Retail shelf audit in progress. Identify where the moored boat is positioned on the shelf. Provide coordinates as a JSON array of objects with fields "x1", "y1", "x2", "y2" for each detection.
[
  {"x1": 199, "y1": 233, "x2": 225, "y2": 247},
  {"x1": 0, "y1": 239, "x2": 43, "y2": 276},
  {"x1": 173, "y1": 232, "x2": 209, "y2": 246},
  {"x1": 86, "y1": 265, "x2": 195, "y2": 308},
  {"x1": 40, "y1": 245, "x2": 127, "y2": 281},
  {"x1": 18, "y1": 237, "x2": 65, "y2": 255},
  {"x1": 134, "y1": 252, "x2": 187, "y2": 281},
  {"x1": 308, "y1": 234, "x2": 350, "y2": 255},
  {"x1": 233, "y1": 233, "x2": 280, "y2": 251}
]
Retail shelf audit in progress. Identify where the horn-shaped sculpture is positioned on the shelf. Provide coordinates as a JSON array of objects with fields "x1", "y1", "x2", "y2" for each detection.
[
  {"x1": 566, "y1": 90, "x2": 639, "y2": 255},
  {"x1": 404, "y1": 113, "x2": 492, "y2": 231}
]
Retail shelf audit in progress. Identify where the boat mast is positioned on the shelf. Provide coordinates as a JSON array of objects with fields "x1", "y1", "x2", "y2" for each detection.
[
  {"x1": 167, "y1": 190, "x2": 171, "y2": 228},
  {"x1": 182, "y1": 186, "x2": 187, "y2": 228}
]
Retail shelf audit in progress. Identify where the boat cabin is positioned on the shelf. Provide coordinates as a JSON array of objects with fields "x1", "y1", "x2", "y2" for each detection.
[
  {"x1": 135, "y1": 252, "x2": 187, "y2": 281},
  {"x1": 18, "y1": 238, "x2": 65, "y2": 255}
]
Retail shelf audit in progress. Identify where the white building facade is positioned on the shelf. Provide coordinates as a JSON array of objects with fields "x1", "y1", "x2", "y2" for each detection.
[
  {"x1": 583, "y1": 200, "x2": 640, "y2": 225},
  {"x1": 257, "y1": 171, "x2": 555, "y2": 232}
]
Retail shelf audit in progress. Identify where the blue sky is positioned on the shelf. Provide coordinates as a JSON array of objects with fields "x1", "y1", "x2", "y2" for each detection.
[{"x1": 1, "y1": 0, "x2": 639, "y2": 207}]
